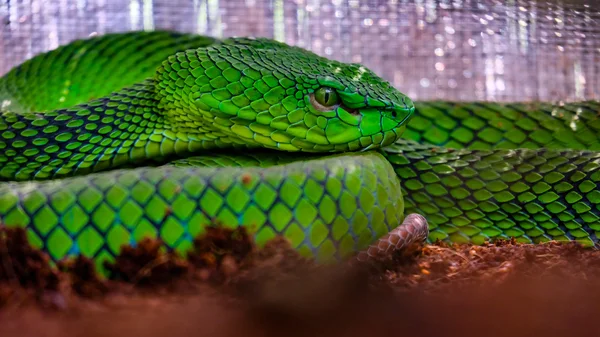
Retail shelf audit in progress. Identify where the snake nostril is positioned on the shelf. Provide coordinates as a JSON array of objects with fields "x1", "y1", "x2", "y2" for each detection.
[{"x1": 391, "y1": 110, "x2": 397, "y2": 118}]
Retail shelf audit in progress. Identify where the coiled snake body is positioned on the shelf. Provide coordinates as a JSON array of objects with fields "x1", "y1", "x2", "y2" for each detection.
[{"x1": 1, "y1": 31, "x2": 599, "y2": 268}]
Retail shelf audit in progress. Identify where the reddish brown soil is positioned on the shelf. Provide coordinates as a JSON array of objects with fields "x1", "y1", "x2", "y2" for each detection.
[{"x1": 1, "y1": 225, "x2": 600, "y2": 337}]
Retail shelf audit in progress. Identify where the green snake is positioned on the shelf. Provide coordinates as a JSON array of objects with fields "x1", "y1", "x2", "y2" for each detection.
[{"x1": 1, "y1": 31, "x2": 599, "y2": 270}]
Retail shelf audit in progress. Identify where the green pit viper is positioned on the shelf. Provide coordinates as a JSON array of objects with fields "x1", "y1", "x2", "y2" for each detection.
[{"x1": 1, "y1": 31, "x2": 599, "y2": 270}]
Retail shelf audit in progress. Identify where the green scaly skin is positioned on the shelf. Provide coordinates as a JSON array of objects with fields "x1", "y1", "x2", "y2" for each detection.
[{"x1": 0, "y1": 31, "x2": 599, "y2": 271}]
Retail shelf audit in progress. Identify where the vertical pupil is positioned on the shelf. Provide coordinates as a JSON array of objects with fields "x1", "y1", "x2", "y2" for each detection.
[{"x1": 324, "y1": 91, "x2": 330, "y2": 103}]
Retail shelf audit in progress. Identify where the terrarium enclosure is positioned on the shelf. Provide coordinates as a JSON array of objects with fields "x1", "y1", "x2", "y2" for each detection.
[{"x1": 1, "y1": 0, "x2": 598, "y2": 102}]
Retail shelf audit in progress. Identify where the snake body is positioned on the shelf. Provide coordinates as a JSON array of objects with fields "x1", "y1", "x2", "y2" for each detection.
[{"x1": 1, "y1": 31, "x2": 599, "y2": 268}]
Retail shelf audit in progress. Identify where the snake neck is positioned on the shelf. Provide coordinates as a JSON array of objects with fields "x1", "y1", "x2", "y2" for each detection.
[{"x1": 0, "y1": 80, "x2": 245, "y2": 181}]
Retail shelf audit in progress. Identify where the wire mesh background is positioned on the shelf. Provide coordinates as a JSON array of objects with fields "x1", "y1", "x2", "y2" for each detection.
[{"x1": 0, "y1": 0, "x2": 599, "y2": 102}]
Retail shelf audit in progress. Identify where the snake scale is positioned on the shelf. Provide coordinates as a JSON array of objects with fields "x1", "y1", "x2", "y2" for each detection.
[{"x1": 0, "y1": 31, "x2": 599, "y2": 270}]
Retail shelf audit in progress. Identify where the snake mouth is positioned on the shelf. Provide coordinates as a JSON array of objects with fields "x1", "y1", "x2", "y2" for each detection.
[{"x1": 358, "y1": 126, "x2": 407, "y2": 152}]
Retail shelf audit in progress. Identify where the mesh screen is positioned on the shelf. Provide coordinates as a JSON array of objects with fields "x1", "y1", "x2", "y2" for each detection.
[{"x1": 1, "y1": 0, "x2": 598, "y2": 102}]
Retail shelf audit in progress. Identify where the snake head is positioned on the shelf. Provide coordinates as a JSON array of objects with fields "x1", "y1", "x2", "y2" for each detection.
[{"x1": 155, "y1": 38, "x2": 415, "y2": 152}]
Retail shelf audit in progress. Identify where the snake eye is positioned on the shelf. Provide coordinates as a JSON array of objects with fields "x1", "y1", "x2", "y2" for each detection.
[{"x1": 312, "y1": 87, "x2": 340, "y2": 111}]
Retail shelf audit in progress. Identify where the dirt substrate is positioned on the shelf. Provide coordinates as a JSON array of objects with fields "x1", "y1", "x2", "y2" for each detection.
[{"x1": 2, "y1": 225, "x2": 600, "y2": 337}]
